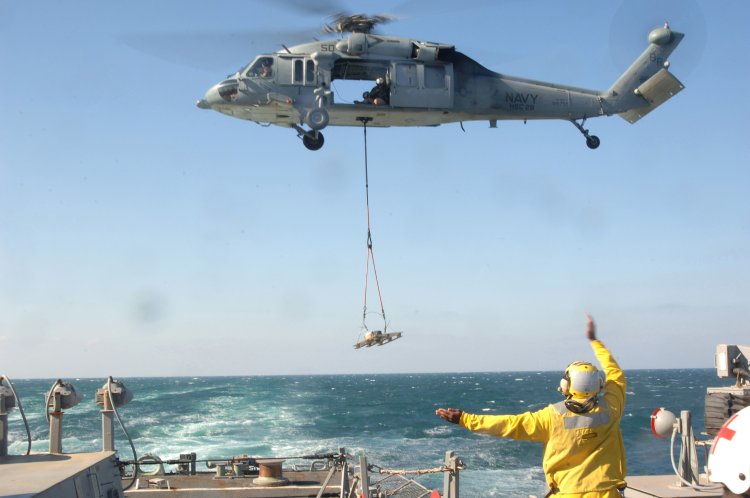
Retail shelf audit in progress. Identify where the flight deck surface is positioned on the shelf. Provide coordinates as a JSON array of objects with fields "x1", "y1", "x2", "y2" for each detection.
[
  {"x1": 626, "y1": 475, "x2": 721, "y2": 497},
  {"x1": 0, "y1": 451, "x2": 119, "y2": 497}
]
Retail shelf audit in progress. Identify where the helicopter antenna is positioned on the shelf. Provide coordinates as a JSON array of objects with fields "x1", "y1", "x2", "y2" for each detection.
[{"x1": 358, "y1": 117, "x2": 388, "y2": 333}]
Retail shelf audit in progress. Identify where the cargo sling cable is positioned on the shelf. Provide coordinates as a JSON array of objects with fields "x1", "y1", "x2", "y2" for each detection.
[{"x1": 353, "y1": 117, "x2": 402, "y2": 350}]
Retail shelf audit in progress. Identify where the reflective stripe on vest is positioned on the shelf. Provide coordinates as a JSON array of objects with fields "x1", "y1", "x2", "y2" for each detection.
[
  {"x1": 553, "y1": 400, "x2": 568, "y2": 414},
  {"x1": 552, "y1": 399, "x2": 611, "y2": 428},
  {"x1": 563, "y1": 411, "x2": 611, "y2": 429}
]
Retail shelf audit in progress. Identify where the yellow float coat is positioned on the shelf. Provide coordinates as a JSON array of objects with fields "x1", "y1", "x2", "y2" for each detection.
[{"x1": 459, "y1": 340, "x2": 626, "y2": 497}]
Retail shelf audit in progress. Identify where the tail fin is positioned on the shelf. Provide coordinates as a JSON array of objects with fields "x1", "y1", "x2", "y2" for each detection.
[{"x1": 606, "y1": 23, "x2": 685, "y2": 123}]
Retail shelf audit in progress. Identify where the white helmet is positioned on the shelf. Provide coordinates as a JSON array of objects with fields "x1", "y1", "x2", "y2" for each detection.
[
  {"x1": 376, "y1": 77, "x2": 384, "y2": 85},
  {"x1": 707, "y1": 406, "x2": 750, "y2": 495},
  {"x1": 559, "y1": 361, "x2": 603, "y2": 399}
]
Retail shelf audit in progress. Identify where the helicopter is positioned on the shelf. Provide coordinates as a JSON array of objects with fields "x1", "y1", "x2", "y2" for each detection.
[{"x1": 196, "y1": 14, "x2": 685, "y2": 151}]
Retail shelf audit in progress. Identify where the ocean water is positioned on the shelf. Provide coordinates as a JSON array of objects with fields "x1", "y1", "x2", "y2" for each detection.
[{"x1": 5, "y1": 369, "x2": 718, "y2": 497}]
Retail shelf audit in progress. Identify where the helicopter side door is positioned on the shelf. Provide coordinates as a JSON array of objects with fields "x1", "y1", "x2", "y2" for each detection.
[{"x1": 389, "y1": 62, "x2": 453, "y2": 109}]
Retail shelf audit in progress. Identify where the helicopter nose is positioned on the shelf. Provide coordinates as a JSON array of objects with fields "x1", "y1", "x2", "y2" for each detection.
[
  {"x1": 196, "y1": 83, "x2": 222, "y2": 110},
  {"x1": 198, "y1": 79, "x2": 242, "y2": 109}
]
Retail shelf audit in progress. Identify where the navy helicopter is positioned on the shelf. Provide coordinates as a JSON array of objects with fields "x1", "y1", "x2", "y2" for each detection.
[{"x1": 196, "y1": 14, "x2": 685, "y2": 151}]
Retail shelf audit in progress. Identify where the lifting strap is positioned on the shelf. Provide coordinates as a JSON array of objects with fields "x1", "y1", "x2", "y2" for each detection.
[{"x1": 360, "y1": 118, "x2": 387, "y2": 332}]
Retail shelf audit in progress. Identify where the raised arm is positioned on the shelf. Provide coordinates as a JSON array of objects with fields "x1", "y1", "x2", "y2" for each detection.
[{"x1": 586, "y1": 313, "x2": 626, "y2": 409}]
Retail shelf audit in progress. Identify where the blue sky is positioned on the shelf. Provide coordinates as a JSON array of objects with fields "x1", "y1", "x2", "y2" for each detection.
[{"x1": 1, "y1": 0, "x2": 748, "y2": 378}]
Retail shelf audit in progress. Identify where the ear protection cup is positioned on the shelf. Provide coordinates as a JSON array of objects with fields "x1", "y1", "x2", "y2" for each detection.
[
  {"x1": 559, "y1": 364, "x2": 574, "y2": 396},
  {"x1": 558, "y1": 376, "x2": 570, "y2": 396}
]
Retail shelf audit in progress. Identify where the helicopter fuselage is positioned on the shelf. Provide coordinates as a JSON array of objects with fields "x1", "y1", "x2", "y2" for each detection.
[{"x1": 197, "y1": 27, "x2": 684, "y2": 150}]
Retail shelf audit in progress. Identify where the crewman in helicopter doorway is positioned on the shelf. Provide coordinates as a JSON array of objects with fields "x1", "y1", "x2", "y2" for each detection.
[{"x1": 436, "y1": 314, "x2": 627, "y2": 498}]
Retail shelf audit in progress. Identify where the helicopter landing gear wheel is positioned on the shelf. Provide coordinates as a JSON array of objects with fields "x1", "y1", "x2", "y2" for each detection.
[
  {"x1": 302, "y1": 131, "x2": 325, "y2": 151},
  {"x1": 570, "y1": 118, "x2": 600, "y2": 150},
  {"x1": 306, "y1": 108, "x2": 329, "y2": 131},
  {"x1": 586, "y1": 135, "x2": 600, "y2": 149}
]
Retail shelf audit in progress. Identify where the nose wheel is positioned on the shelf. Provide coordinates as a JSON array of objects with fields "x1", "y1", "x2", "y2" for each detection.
[
  {"x1": 293, "y1": 124, "x2": 325, "y2": 151},
  {"x1": 571, "y1": 118, "x2": 600, "y2": 149}
]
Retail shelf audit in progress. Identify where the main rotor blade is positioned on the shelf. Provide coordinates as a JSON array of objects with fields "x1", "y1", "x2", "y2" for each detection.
[{"x1": 116, "y1": 28, "x2": 322, "y2": 73}]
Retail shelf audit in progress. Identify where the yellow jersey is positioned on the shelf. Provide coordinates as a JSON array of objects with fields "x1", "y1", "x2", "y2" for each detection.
[{"x1": 459, "y1": 340, "x2": 626, "y2": 497}]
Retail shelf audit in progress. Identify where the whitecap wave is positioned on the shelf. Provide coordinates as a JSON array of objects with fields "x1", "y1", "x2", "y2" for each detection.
[{"x1": 423, "y1": 425, "x2": 452, "y2": 437}]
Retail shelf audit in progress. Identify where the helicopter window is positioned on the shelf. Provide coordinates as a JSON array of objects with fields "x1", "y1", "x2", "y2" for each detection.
[
  {"x1": 395, "y1": 64, "x2": 417, "y2": 87},
  {"x1": 246, "y1": 57, "x2": 274, "y2": 78},
  {"x1": 424, "y1": 65, "x2": 446, "y2": 89},
  {"x1": 294, "y1": 59, "x2": 303, "y2": 83},
  {"x1": 306, "y1": 60, "x2": 315, "y2": 83},
  {"x1": 217, "y1": 80, "x2": 239, "y2": 102}
]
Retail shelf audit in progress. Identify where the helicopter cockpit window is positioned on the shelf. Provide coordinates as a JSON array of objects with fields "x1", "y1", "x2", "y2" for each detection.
[
  {"x1": 217, "y1": 80, "x2": 239, "y2": 102},
  {"x1": 246, "y1": 57, "x2": 274, "y2": 78}
]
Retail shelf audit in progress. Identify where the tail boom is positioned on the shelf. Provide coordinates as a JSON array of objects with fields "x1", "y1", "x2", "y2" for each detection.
[{"x1": 604, "y1": 23, "x2": 685, "y2": 122}]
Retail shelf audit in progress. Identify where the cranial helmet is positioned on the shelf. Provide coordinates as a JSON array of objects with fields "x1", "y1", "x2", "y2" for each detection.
[
  {"x1": 559, "y1": 361, "x2": 603, "y2": 399},
  {"x1": 376, "y1": 77, "x2": 384, "y2": 85}
]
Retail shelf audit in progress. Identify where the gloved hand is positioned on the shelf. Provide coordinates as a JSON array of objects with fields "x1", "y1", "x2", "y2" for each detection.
[
  {"x1": 586, "y1": 313, "x2": 597, "y2": 341},
  {"x1": 435, "y1": 408, "x2": 463, "y2": 424}
]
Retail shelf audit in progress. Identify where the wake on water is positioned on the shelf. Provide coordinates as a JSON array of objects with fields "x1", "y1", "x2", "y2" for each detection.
[{"x1": 5, "y1": 369, "x2": 716, "y2": 497}]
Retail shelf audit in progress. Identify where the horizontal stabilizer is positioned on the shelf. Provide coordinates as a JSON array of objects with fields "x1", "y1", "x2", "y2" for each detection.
[{"x1": 619, "y1": 69, "x2": 685, "y2": 123}]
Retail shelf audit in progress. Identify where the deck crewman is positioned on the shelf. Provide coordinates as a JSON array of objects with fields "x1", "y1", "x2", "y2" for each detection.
[{"x1": 436, "y1": 314, "x2": 627, "y2": 497}]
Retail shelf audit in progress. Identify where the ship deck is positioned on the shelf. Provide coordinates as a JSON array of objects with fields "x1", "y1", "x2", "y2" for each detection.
[
  {"x1": 124, "y1": 470, "x2": 343, "y2": 497},
  {"x1": 626, "y1": 475, "x2": 722, "y2": 497}
]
